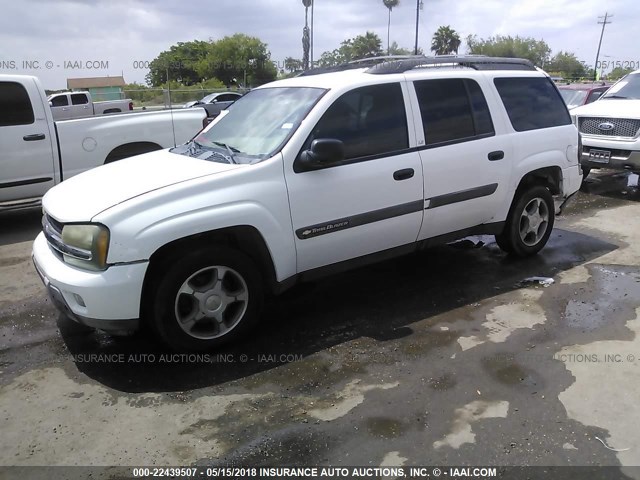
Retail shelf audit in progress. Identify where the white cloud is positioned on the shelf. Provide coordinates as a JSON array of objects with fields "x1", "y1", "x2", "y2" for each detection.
[{"x1": 0, "y1": 0, "x2": 635, "y2": 89}]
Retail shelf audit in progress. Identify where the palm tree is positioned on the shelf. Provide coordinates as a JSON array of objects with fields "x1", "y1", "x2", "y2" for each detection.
[
  {"x1": 383, "y1": 0, "x2": 400, "y2": 55},
  {"x1": 431, "y1": 25, "x2": 462, "y2": 55}
]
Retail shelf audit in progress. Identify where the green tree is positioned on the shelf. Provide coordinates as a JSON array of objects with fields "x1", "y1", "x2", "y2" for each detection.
[
  {"x1": 196, "y1": 34, "x2": 277, "y2": 87},
  {"x1": 146, "y1": 41, "x2": 210, "y2": 87},
  {"x1": 466, "y1": 34, "x2": 552, "y2": 66},
  {"x1": 317, "y1": 32, "x2": 384, "y2": 67},
  {"x1": 383, "y1": 0, "x2": 400, "y2": 55},
  {"x1": 546, "y1": 51, "x2": 587, "y2": 80},
  {"x1": 284, "y1": 57, "x2": 303, "y2": 73},
  {"x1": 608, "y1": 66, "x2": 634, "y2": 81},
  {"x1": 431, "y1": 25, "x2": 461, "y2": 55}
]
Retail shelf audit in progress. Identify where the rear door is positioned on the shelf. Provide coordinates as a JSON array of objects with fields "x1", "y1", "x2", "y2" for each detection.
[
  {"x1": 0, "y1": 78, "x2": 57, "y2": 203},
  {"x1": 49, "y1": 93, "x2": 71, "y2": 120},
  {"x1": 408, "y1": 77, "x2": 512, "y2": 239},
  {"x1": 284, "y1": 82, "x2": 424, "y2": 272},
  {"x1": 70, "y1": 93, "x2": 92, "y2": 118}
]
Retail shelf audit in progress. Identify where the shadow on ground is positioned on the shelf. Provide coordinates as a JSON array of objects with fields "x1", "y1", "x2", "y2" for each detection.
[{"x1": 58, "y1": 228, "x2": 617, "y2": 393}]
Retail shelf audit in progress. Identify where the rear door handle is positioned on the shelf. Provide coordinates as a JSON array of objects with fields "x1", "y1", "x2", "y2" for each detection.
[
  {"x1": 23, "y1": 134, "x2": 46, "y2": 141},
  {"x1": 488, "y1": 150, "x2": 504, "y2": 161},
  {"x1": 393, "y1": 168, "x2": 414, "y2": 181}
]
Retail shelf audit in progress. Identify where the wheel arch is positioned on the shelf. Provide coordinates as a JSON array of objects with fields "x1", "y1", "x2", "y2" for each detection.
[
  {"x1": 104, "y1": 141, "x2": 163, "y2": 164},
  {"x1": 140, "y1": 225, "x2": 280, "y2": 317}
]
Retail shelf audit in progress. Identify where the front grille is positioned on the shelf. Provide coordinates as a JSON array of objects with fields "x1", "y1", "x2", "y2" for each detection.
[
  {"x1": 45, "y1": 214, "x2": 63, "y2": 236},
  {"x1": 579, "y1": 117, "x2": 640, "y2": 138}
]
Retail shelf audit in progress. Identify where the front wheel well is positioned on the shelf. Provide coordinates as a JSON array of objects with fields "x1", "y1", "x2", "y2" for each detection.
[
  {"x1": 141, "y1": 226, "x2": 278, "y2": 310},
  {"x1": 104, "y1": 141, "x2": 162, "y2": 164}
]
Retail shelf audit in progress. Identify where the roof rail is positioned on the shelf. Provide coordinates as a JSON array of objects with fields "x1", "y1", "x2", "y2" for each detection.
[
  {"x1": 366, "y1": 56, "x2": 536, "y2": 74},
  {"x1": 298, "y1": 55, "x2": 420, "y2": 77},
  {"x1": 297, "y1": 55, "x2": 536, "y2": 77}
]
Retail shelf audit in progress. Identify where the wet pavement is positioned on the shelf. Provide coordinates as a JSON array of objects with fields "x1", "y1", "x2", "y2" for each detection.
[{"x1": 1, "y1": 170, "x2": 640, "y2": 475}]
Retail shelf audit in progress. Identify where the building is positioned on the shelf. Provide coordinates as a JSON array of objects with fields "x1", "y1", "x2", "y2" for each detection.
[{"x1": 66, "y1": 76, "x2": 126, "y2": 101}]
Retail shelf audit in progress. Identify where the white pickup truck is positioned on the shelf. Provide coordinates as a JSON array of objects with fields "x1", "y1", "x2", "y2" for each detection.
[
  {"x1": 572, "y1": 69, "x2": 640, "y2": 178},
  {"x1": 47, "y1": 91, "x2": 133, "y2": 121},
  {"x1": 0, "y1": 74, "x2": 208, "y2": 211}
]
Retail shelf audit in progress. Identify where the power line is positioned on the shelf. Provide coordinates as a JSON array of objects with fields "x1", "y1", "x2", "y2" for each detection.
[{"x1": 593, "y1": 12, "x2": 612, "y2": 80}]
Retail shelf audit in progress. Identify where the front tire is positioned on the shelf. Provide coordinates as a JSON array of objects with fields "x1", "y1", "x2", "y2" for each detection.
[
  {"x1": 151, "y1": 246, "x2": 263, "y2": 351},
  {"x1": 495, "y1": 186, "x2": 555, "y2": 257}
]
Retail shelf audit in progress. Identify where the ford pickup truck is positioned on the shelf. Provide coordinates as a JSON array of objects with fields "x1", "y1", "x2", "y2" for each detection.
[
  {"x1": 47, "y1": 91, "x2": 133, "y2": 121},
  {"x1": 572, "y1": 69, "x2": 640, "y2": 178},
  {"x1": 1, "y1": 74, "x2": 208, "y2": 211}
]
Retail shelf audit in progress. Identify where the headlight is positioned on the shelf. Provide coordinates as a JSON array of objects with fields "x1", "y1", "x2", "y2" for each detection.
[{"x1": 61, "y1": 224, "x2": 110, "y2": 271}]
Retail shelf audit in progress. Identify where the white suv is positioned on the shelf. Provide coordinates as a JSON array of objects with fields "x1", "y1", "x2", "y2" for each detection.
[{"x1": 32, "y1": 56, "x2": 582, "y2": 351}]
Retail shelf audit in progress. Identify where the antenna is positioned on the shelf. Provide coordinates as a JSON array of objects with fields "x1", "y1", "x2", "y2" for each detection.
[{"x1": 593, "y1": 12, "x2": 612, "y2": 81}]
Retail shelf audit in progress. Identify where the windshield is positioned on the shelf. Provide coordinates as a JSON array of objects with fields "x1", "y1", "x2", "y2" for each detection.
[
  {"x1": 559, "y1": 89, "x2": 588, "y2": 108},
  {"x1": 194, "y1": 86, "x2": 326, "y2": 161},
  {"x1": 602, "y1": 73, "x2": 640, "y2": 99}
]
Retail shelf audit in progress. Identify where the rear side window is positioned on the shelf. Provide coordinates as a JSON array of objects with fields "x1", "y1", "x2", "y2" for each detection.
[
  {"x1": 0, "y1": 81, "x2": 35, "y2": 126},
  {"x1": 71, "y1": 93, "x2": 89, "y2": 105},
  {"x1": 309, "y1": 83, "x2": 408, "y2": 160},
  {"x1": 494, "y1": 77, "x2": 571, "y2": 131},
  {"x1": 414, "y1": 78, "x2": 494, "y2": 146}
]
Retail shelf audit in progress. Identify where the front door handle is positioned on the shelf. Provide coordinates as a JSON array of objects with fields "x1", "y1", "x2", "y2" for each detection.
[
  {"x1": 23, "y1": 133, "x2": 46, "y2": 141},
  {"x1": 488, "y1": 150, "x2": 504, "y2": 161},
  {"x1": 393, "y1": 168, "x2": 414, "y2": 181}
]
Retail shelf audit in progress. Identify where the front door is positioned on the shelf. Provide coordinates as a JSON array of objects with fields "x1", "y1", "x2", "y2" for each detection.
[{"x1": 284, "y1": 82, "x2": 424, "y2": 273}]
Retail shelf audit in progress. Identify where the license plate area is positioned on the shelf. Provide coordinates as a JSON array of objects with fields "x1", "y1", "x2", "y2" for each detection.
[{"x1": 589, "y1": 149, "x2": 611, "y2": 163}]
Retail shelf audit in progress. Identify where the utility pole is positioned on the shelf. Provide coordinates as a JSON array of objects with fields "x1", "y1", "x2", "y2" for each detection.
[
  {"x1": 414, "y1": 0, "x2": 420, "y2": 55},
  {"x1": 593, "y1": 12, "x2": 612, "y2": 81}
]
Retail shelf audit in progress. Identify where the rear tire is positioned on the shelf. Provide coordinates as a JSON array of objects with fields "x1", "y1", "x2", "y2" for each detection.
[
  {"x1": 150, "y1": 246, "x2": 263, "y2": 351},
  {"x1": 581, "y1": 166, "x2": 591, "y2": 181},
  {"x1": 495, "y1": 186, "x2": 555, "y2": 257}
]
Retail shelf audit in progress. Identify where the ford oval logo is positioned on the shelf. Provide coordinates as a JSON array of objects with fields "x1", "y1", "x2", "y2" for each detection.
[{"x1": 598, "y1": 122, "x2": 615, "y2": 131}]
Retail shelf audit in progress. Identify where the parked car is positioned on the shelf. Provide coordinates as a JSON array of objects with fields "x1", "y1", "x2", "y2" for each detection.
[
  {"x1": 183, "y1": 91, "x2": 243, "y2": 118},
  {"x1": 558, "y1": 83, "x2": 609, "y2": 110},
  {"x1": 33, "y1": 56, "x2": 582, "y2": 351},
  {"x1": 47, "y1": 91, "x2": 133, "y2": 121},
  {"x1": 1, "y1": 74, "x2": 208, "y2": 211},
  {"x1": 571, "y1": 70, "x2": 640, "y2": 178}
]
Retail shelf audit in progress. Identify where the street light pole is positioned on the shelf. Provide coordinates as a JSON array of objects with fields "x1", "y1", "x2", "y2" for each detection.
[
  {"x1": 414, "y1": 0, "x2": 420, "y2": 55},
  {"x1": 310, "y1": 0, "x2": 314, "y2": 68}
]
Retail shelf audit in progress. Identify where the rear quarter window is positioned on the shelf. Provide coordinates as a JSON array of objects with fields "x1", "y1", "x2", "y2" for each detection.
[{"x1": 494, "y1": 77, "x2": 571, "y2": 132}]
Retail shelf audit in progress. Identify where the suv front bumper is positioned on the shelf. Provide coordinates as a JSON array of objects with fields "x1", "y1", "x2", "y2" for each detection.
[{"x1": 32, "y1": 232, "x2": 147, "y2": 333}]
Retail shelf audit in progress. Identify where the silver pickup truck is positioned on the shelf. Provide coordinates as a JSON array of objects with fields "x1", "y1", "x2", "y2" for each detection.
[{"x1": 47, "y1": 90, "x2": 133, "y2": 121}]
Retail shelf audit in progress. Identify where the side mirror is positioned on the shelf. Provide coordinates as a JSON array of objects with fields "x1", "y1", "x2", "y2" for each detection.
[{"x1": 299, "y1": 138, "x2": 345, "y2": 170}]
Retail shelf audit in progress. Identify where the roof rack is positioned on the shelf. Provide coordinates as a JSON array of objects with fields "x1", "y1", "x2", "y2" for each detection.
[
  {"x1": 366, "y1": 55, "x2": 536, "y2": 74},
  {"x1": 297, "y1": 55, "x2": 535, "y2": 77}
]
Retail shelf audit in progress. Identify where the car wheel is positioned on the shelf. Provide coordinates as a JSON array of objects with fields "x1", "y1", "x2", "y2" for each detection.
[
  {"x1": 581, "y1": 167, "x2": 591, "y2": 180},
  {"x1": 151, "y1": 246, "x2": 263, "y2": 351},
  {"x1": 495, "y1": 186, "x2": 555, "y2": 257}
]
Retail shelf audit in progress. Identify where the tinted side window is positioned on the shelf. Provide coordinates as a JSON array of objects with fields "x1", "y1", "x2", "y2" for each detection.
[
  {"x1": 218, "y1": 94, "x2": 240, "y2": 102},
  {"x1": 414, "y1": 79, "x2": 494, "y2": 145},
  {"x1": 494, "y1": 77, "x2": 571, "y2": 132},
  {"x1": 309, "y1": 83, "x2": 408, "y2": 160},
  {"x1": 51, "y1": 95, "x2": 68, "y2": 107},
  {"x1": 586, "y1": 90, "x2": 604, "y2": 104},
  {"x1": 0, "y1": 81, "x2": 35, "y2": 126},
  {"x1": 71, "y1": 93, "x2": 89, "y2": 105}
]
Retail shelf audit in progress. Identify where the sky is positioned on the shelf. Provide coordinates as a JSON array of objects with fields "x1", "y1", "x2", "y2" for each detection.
[{"x1": 0, "y1": 0, "x2": 636, "y2": 90}]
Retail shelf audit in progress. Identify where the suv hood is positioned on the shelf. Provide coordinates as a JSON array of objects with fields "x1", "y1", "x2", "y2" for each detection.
[
  {"x1": 43, "y1": 149, "x2": 239, "y2": 222},
  {"x1": 573, "y1": 99, "x2": 640, "y2": 118}
]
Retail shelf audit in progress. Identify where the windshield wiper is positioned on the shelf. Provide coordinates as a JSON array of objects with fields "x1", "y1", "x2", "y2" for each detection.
[
  {"x1": 603, "y1": 95, "x2": 630, "y2": 100},
  {"x1": 211, "y1": 141, "x2": 240, "y2": 164}
]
